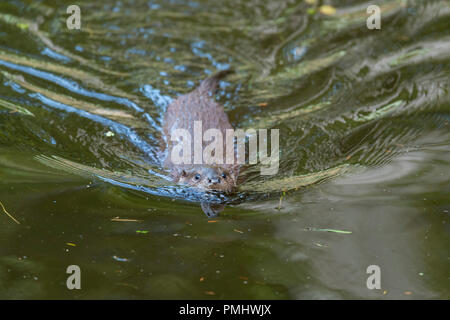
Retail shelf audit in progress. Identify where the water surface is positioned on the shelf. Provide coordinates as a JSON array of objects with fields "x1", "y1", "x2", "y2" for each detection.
[{"x1": 0, "y1": 0, "x2": 449, "y2": 299}]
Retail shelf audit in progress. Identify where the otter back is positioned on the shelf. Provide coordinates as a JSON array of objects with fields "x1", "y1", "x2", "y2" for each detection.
[{"x1": 163, "y1": 70, "x2": 234, "y2": 169}]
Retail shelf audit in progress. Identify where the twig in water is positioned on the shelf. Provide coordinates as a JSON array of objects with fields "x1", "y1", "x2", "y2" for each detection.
[
  {"x1": 278, "y1": 191, "x2": 286, "y2": 210},
  {"x1": 0, "y1": 201, "x2": 20, "y2": 224}
]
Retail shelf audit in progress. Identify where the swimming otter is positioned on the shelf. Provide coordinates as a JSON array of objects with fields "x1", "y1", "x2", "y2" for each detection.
[{"x1": 162, "y1": 69, "x2": 238, "y2": 217}]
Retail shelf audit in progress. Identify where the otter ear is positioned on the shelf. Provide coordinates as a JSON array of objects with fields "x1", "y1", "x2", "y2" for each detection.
[
  {"x1": 231, "y1": 164, "x2": 240, "y2": 176},
  {"x1": 231, "y1": 164, "x2": 241, "y2": 186},
  {"x1": 172, "y1": 169, "x2": 187, "y2": 182}
]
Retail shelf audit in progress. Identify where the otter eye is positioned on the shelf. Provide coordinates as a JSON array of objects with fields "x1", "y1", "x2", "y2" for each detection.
[
  {"x1": 221, "y1": 173, "x2": 227, "y2": 179},
  {"x1": 194, "y1": 174, "x2": 201, "y2": 181}
]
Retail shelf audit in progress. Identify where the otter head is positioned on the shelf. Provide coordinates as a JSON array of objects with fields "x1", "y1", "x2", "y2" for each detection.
[{"x1": 173, "y1": 165, "x2": 238, "y2": 193}]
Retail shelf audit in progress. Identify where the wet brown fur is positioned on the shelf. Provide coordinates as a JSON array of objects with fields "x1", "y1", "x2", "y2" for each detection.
[{"x1": 162, "y1": 70, "x2": 239, "y2": 194}]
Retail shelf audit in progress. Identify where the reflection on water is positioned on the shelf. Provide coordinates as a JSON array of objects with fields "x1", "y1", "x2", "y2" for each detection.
[{"x1": 0, "y1": 0, "x2": 448, "y2": 299}]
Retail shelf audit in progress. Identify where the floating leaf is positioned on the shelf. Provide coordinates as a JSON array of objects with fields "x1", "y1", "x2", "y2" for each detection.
[
  {"x1": 319, "y1": 5, "x2": 337, "y2": 16},
  {"x1": 111, "y1": 217, "x2": 142, "y2": 222},
  {"x1": 0, "y1": 98, "x2": 34, "y2": 116},
  {"x1": 16, "y1": 23, "x2": 29, "y2": 30},
  {"x1": 307, "y1": 227, "x2": 352, "y2": 234}
]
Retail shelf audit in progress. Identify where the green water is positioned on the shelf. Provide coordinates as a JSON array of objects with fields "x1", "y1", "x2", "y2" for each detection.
[{"x1": 0, "y1": 0, "x2": 449, "y2": 299}]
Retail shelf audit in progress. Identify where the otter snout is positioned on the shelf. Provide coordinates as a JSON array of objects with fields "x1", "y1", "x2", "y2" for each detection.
[{"x1": 207, "y1": 175, "x2": 221, "y2": 185}]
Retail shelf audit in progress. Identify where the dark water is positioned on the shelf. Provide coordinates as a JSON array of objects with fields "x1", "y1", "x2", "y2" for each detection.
[{"x1": 0, "y1": 0, "x2": 449, "y2": 299}]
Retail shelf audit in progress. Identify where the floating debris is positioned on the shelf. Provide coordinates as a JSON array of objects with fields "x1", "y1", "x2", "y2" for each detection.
[
  {"x1": 319, "y1": 5, "x2": 337, "y2": 16},
  {"x1": 306, "y1": 227, "x2": 352, "y2": 234},
  {"x1": 111, "y1": 217, "x2": 142, "y2": 222},
  {"x1": 234, "y1": 229, "x2": 244, "y2": 234},
  {"x1": 0, "y1": 201, "x2": 20, "y2": 224},
  {"x1": 16, "y1": 22, "x2": 29, "y2": 30},
  {"x1": 112, "y1": 255, "x2": 130, "y2": 262},
  {"x1": 404, "y1": 291, "x2": 413, "y2": 295},
  {"x1": 66, "y1": 243, "x2": 76, "y2": 247},
  {"x1": 136, "y1": 230, "x2": 149, "y2": 234},
  {"x1": 278, "y1": 191, "x2": 286, "y2": 210},
  {"x1": 117, "y1": 282, "x2": 139, "y2": 290},
  {"x1": 314, "y1": 242, "x2": 328, "y2": 247},
  {"x1": 0, "y1": 98, "x2": 34, "y2": 116}
]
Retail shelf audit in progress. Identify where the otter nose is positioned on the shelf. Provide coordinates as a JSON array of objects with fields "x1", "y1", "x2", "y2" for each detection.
[{"x1": 207, "y1": 176, "x2": 221, "y2": 184}]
